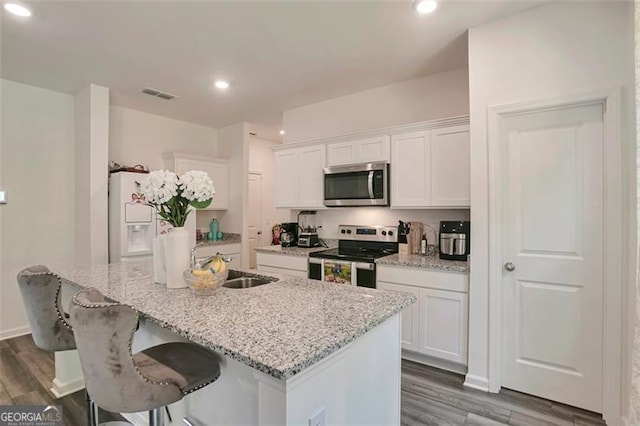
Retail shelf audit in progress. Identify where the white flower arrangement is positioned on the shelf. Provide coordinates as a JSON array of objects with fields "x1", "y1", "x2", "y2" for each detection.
[{"x1": 140, "y1": 170, "x2": 215, "y2": 227}]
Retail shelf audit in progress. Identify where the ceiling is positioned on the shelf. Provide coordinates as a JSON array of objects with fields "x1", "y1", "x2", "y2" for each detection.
[{"x1": 1, "y1": 0, "x2": 542, "y2": 141}]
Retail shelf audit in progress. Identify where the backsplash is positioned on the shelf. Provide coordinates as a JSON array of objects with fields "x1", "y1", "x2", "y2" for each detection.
[{"x1": 290, "y1": 208, "x2": 470, "y2": 242}]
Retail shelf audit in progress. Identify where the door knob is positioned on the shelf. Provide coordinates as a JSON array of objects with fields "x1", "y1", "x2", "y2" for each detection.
[
  {"x1": 504, "y1": 262, "x2": 516, "y2": 272},
  {"x1": 257, "y1": 231, "x2": 262, "y2": 235}
]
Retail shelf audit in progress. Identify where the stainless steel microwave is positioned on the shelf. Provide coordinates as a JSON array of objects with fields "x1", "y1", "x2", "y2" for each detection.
[{"x1": 323, "y1": 162, "x2": 389, "y2": 207}]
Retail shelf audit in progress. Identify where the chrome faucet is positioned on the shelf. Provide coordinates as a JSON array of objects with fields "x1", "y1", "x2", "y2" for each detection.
[{"x1": 191, "y1": 246, "x2": 232, "y2": 269}]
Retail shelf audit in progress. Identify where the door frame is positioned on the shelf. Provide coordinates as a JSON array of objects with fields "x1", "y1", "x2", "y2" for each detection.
[
  {"x1": 248, "y1": 171, "x2": 263, "y2": 268},
  {"x1": 486, "y1": 87, "x2": 625, "y2": 424}
]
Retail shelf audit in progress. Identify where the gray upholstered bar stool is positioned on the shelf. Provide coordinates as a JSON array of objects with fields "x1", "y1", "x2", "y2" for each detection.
[
  {"x1": 69, "y1": 288, "x2": 221, "y2": 426},
  {"x1": 16, "y1": 265, "x2": 100, "y2": 426}
]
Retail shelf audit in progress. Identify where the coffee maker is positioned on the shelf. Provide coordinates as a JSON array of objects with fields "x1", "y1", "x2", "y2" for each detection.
[
  {"x1": 280, "y1": 222, "x2": 298, "y2": 247},
  {"x1": 439, "y1": 221, "x2": 470, "y2": 261}
]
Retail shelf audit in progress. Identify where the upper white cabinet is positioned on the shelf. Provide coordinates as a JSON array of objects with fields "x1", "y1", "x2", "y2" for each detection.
[
  {"x1": 430, "y1": 125, "x2": 470, "y2": 207},
  {"x1": 326, "y1": 136, "x2": 390, "y2": 166},
  {"x1": 162, "y1": 153, "x2": 229, "y2": 210},
  {"x1": 274, "y1": 144, "x2": 326, "y2": 209},
  {"x1": 391, "y1": 131, "x2": 431, "y2": 207},
  {"x1": 391, "y1": 124, "x2": 470, "y2": 208}
]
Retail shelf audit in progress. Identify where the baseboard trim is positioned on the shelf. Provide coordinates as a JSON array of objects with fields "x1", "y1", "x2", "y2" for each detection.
[
  {"x1": 122, "y1": 411, "x2": 147, "y2": 425},
  {"x1": 0, "y1": 325, "x2": 31, "y2": 341},
  {"x1": 463, "y1": 374, "x2": 490, "y2": 392},
  {"x1": 402, "y1": 350, "x2": 468, "y2": 375},
  {"x1": 50, "y1": 377, "x2": 85, "y2": 399}
]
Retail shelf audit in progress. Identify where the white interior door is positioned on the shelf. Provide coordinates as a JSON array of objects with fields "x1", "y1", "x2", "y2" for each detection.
[
  {"x1": 247, "y1": 173, "x2": 263, "y2": 269},
  {"x1": 501, "y1": 103, "x2": 604, "y2": 412}
]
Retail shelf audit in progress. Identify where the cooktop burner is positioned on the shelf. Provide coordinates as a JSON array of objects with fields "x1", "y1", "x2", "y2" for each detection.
[
  {"x1": 309, "y1": 247, "x2": 395, "y2": 263},
  {"x1": 309, "y1": 225, "x2": 399, "y2": 263}
]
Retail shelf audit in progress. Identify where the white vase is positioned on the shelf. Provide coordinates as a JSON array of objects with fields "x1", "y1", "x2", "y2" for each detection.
[
  {"x1": 165, "y1": 227, "x2": 190, "y2": 289},
  {"x1": 152, "y1": 234, "x2": 166, "y2": 285}
]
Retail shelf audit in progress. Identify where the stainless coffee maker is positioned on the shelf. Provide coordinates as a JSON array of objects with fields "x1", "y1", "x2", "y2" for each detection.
[{"x1": 439, "y1": 221, "x2": 470, "y2": 261}]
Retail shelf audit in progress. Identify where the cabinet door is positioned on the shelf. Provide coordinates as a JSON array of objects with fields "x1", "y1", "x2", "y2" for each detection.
[
  {"x1": 391, "y1": 131, "x2": 430, "y2": 207},
  {"x1": 327, "y1": 141, "x2": 356, "y2": 166},
  {"x1": 430, "y1": 125, "x2": 470, "y2": 207},
  {"x1": 418, "y1": 288, "x2": 468, "y2": 364},
  {"x1": 175, "y1": 159, "x2": 229, "y2": 210},
  {"x1": 356, "y1": 136, "x2": 390, "y2": 163},
  {"x1": 297, "y1": 145, "x2": 326, "y2": 208},
  {"x1": 274, "y1": 149, "x2": 299, "y2": 207},
  {"x1": 377, "y1": 282, "x2": 420, "y2": 352}
]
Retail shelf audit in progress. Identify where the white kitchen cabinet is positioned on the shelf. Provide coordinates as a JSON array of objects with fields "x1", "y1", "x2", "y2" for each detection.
[
  {"x1": 430, "y1": 125, "x2": 470, "y2": 207},
  {"x1": 196, "y1": 243, "x2": 241, "y2": 270},
  {"x1": 162, "y1": 153, "x2": 230, "y2": 210},
  {"x1": 274, "y1": 144, "x2": 326, "y2": 209},
  {"x1": 377, "y1": 282, "x2": 421, "y2": 352},
  {"x1": 257, "y1": 252, "x2": 308, "y2": 277},
  {"x1": 418, "y1": 288, "x2": 468, "y2": 364},
  {"x1": 326, "y1": 136, "x2": 390, "y2": 166},
  {"x1": 377, "y1": 264, "x2": 469, "y2": 366},
  {"x1": 390, "y1": 125, "x2": 470, "y2": 208},
  {"x1": 391, "y1": 131, "x2": 431, "y2": 207}
]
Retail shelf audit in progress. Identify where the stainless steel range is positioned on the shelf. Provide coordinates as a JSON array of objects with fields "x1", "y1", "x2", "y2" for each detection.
[{"x1": 308, "y1": 225, "x2": 398, "y2": 288}]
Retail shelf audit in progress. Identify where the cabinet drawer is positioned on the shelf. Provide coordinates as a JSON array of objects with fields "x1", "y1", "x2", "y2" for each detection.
[
  {"x1": 256, "y1": 252, "x2": 308, "y2": 272},
  {"x1": 258, "y1": 265, "x2": 308, "y2": 278},
  {"x1": 377, "y1": 265, "x2": 468, "y2": 293},
  {"x1": 197, "y1": 244, "x2": 241, "y2": 258}
]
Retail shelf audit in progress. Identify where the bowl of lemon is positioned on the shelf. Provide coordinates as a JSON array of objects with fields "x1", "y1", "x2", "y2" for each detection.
[{"x1": 184, "y1": 255, "x2": 229, "y2": 295}]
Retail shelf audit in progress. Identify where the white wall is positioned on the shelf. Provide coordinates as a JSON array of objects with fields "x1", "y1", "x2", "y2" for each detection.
[
  {"x1": 292, "y1": 208, "x2": 469, "y2": 243},
  {"x1": 249, "y1": 137, "x2": 289, "y2": 245},
  {"x1": 632, "y1": 2, "x2": 640, "y2": 424},
  {"x1": 75, "y1": 85, "x2": 109, "y2": 267},
  {"x1": 0, "y1": 80, "x2": 76, "y2": 338},
  {"x1": 282, "y1": 67, "x2": 469, "y2": 143},
  {"x1": 467, "y1": 0, "x2": 636, "y2": 413},
  {"x1": 218, "y1": 123, "x2": 250, "y2": 267},
  {"x1": 109, "y1": 106, "x2": 218, "y2": 171}
]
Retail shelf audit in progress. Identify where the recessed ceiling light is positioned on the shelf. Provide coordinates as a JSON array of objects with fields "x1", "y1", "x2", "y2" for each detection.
[
  {"x1": 4, "y1": 2, "x2": 32, "y2": 17},
  {"x1": 414, "y1": 0, "x2": 437, "y2": 14},
  {"x1": 279, "y1": 130, "x2": 285, "y2": 135},
  {"x1": 214, "y1": 80, "x2": 230, "y2": 90}
]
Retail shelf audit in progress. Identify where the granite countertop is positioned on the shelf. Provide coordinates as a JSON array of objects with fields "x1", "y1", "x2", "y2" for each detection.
[
  {"x1": 196, "y1": 233, "x2": 241, "y2": 247},
  {"x1": 376, "y1": 253, "x2": 469, "y2": 273},
  {"x1": 56, "y1": 259, "x2": 414, "y2": 380},
  {"x1": 255, "y1": 239, "x2": 338, "y2": 257}
]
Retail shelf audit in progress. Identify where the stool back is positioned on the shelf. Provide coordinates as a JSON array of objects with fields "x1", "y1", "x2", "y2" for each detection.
[
  {"x1": 17, "y1": 265, "x2": 75, "y2": 352},
  {"x1": 69, "y1": 288, "x2": 182, "y2": 413}
]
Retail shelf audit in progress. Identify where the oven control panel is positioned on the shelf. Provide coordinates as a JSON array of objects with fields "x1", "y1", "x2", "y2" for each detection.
[{"x1": 337, "y1": 225, "x2": 398, "y2": 243}]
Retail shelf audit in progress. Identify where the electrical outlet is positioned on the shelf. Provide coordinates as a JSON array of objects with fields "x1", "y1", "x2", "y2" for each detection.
[
  {"x1": 0, "y1": 190, "x2": 6, "y2": 204},
  {"x1": 308, "y1": 408, "x2": 325, "y2": 426}
]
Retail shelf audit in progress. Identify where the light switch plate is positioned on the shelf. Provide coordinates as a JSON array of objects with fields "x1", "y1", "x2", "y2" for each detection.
[
  {"x1": 308, "y1": 408, "x2": 325, "y2": 426},
  {"x1": 0, "y1": 190, "x2": 6, "y2": 204}
]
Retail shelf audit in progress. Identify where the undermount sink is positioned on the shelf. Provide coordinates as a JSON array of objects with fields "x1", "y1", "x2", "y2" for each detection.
[{"x1": 223, "y1": 277, "x2": 273, "y2": 289}]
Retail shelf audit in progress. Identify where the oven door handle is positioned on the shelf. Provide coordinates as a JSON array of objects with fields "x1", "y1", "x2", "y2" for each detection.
[
  {"x1": 367, "y1": 171, "x2": 374, "y2": 199},
  {"x1": 354, "y1": 262, "x2": 374, "y2": 270}
]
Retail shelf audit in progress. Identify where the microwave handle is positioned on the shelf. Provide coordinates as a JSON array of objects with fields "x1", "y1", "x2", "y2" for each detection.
[{"x1": 367, "y1": 171, "x2": 374, "y2": 199}]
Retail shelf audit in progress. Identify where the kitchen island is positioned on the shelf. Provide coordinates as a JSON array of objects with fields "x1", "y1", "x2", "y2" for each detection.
[{"x1": 56, "y1": 259, "x2": 414, "y2": 425}]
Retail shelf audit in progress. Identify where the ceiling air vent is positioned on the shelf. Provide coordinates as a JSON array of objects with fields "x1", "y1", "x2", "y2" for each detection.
[{"x1": 142, "y1": 87, "x2": 177, "y2": 100}]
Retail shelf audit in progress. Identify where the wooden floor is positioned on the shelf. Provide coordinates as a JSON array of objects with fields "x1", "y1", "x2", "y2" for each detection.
[
  {"x1": 0, "y1": 334, "x2": 124, "y2": 424},
  {"x1": 1, "y1": 334, "x2": 606, "y2": 426},
  {"x1": 401, "y1": 360, "x2": 606, "y2": 426}
]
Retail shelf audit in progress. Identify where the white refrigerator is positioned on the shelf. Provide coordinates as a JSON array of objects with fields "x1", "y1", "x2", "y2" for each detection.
[{"x1": 108, "y1": 172, "x2": 196, "y2": 263}]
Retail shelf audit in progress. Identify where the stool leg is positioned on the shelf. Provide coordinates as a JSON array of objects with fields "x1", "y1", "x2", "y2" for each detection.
[
  {"x1": 149, "y1": 408, "x2": 165, "y2": 426},
  {"x1": 85, "y1": 390, "x2": 97, "y2": 426}
]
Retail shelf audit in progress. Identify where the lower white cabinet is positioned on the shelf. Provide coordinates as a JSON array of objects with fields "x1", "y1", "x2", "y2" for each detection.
[
  {"x1": 377, "y1": 282, "x2": 421, "y2": 352},
  {"x1": 196, "y1": 243, "x2": 241, "y2": 270},
  {"x1": 418, "y1": 288, "x2": 468, "y2": 363},
  {"x1": 377, "y1": 265, "x2": 469, "y2": 366},
  {"x1": 256, "y1": 252, "x2": 308, "y2": 277}
]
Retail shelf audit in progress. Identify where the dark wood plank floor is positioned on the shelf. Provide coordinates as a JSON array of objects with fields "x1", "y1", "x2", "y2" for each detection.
[
  {"x1": 0, "y1": 334, "x2": 123, "y2": 425},
  {"x1": 401, "y1": 360, "x2": 606, "y2": 426},
  {"x1": 1, "y1": 334, "x2": 607, "y2": 426}
]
